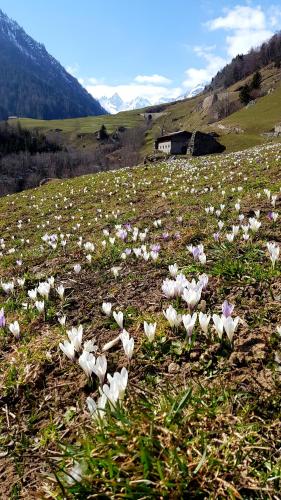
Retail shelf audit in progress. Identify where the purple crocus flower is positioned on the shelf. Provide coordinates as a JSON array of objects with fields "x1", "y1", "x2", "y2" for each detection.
[
  {"x1": 162, "y1": 232, "x2": 169, "y2": 240},
  {"x1": 151, "y1": 244, "x2": 161, "y2": 252},
  {"x1": 125, "y1": 248, "x2": 132, "y2": 255},
  {"x1": 0, "y1": 308, "x2": 6, "y2": 328},
  {"x1": 213, "y1": 232, "x2": 220, "y2": 242},
  {"x1": 192, "y1": 247, "x2": 200, "y2": 259},
  {"x1": 268, "y1": 212, "x2": 274, "y2": 221},
  {"x1": 124, "y1": 223, "x2": 132, "y2": 231},
  {"x1": 119, "y1": 229, "x2": 128, "y2": 241},
  {"x1": 174, "y1": 232, "x2": 181, "y2": 240},
  {"x1": 222, "y1": 300, "x2": 234, "y2": 318}
]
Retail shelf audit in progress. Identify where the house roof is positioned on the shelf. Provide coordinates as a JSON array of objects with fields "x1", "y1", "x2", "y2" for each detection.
[{"x1": 155, "y1": 130, "x2": 190, "y2": 144}]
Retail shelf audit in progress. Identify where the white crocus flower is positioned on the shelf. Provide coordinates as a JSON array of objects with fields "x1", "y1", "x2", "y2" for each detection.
[
  {"x1": 67, "y1": 325, "x2": 83, "y2": 351},
  {"x1": 28, "y1": 288, "x2": 38, "y2": 300},
  {"x1": 2, "y1": 281, "x2": 14, "y2": 294},
  {"x1": 84, "y1": 242, "x2": 95, "y2": 252},
  {"x1": 199, "y1": 253, "x2": 206, "y2": 265},
  {"x1": 212, "y1": 314, "x2": 224, "y2": 339},
  {"x1": 92, "y1": 355, "x2": 107, "y2": 384},
  {"x1": 169, "y1": 264, "x2": 178, "y2": 277},
  {"x1": 35, "y1": 300, "x2": 45, "y2": 313},
  {"x1": 111, "y1": 266, "x2": 120, "y2": 278},
  {"x1": 58, "y1": 315, "x2": 66, "y2": 326},
  {"x1": 226, "y1": 233, "x2": 234, "y2": 243},
  {"x1": 66, "y1": 462, "x2": 84, "y2": 485},
  {"x1": 223, "y1": 316, "x2": 240, "y2": 343},
  {"x1": 103, "y1": 367, "x2": 128, "y2": 407},
  {"x1": 182, "y1": 313, "x2": 197, "y2": 341},
  {"x1": 113, "y1": 311, "x2": 124, "y2": 329},
  {"x1": 182, "y1": 288, "x2": 202, "y2": 309},
  {"x1": 86, "y1": 394, "x2": 107, "y2": 421},
  {"x1": 74, "y1": 264, "x2": 81, "y2": 274},
  {"x1": 9, "y1": 321, "x2": 20, "y2": 339},
  {"x1": 79, "y1": 351, "x2": 96, "y2": 378},
  {"x1": 38, "y1": 282, "x2": 51, "y2": 299},
  {"x1": 162, "y1": 279, "x2": 176, "y2": 298},
  {"x1": 59, "y1": 340, "x2": 75, "y2": 360},
  {"x1": 48, "y1": 276, "x2": 55, "y2": 288},
  {"x1": 120, "y1": 329, "x2": 134, "y2": 360},
  {"x1": 266, "y1": 242, "x2": 280, "y2": 268},
  {"x1": 144, "y1": 321, "x2": 157, "y2": 342},
  {"x1": 249, "y1": 217, "x2": 261, "y2": 232},
  {"x1": 163, "y1": 305, "x2": 182, "y2": 328},
  {"x1": 102, "y1": 335, "x2": 121, "y2": 352},
  {"x1": 199, "y1": 312, "x2": 211, "y2": 334},
  {"x1": 56, "y1": 285, "x2": 65, "y2": 299},
  {"x1": 102, "y1": 302, "x2": 112, "y2": 316}
]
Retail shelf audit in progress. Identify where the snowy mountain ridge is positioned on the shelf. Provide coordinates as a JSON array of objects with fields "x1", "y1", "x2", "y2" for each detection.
[{"x1": 99, "y1": 83, "x2": 205, "y2": 114}]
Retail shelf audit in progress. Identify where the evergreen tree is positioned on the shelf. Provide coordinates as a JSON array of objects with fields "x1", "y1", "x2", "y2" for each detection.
[
  {"x1": 251, "y1": 71, "x2": 262, "y2": 89},
  {"x1": 239, "y1": 85, "x2": 251, "y2": 105},
  {"x1": 99, "y1": 124, "x2": 109, "y2": 141}
]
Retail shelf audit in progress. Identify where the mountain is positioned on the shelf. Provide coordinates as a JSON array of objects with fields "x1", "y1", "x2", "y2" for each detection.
[
  {"x1": 0, "y1": 9, "x2": 107, "y2": 119},
  {"x1": 99, "y1": 85, "x2": 206, "y2": 115},
  {"x1": 99, "y1": 93, "x2": 125, "y2": 114},
  {"x1": 185, "y1": 83, "x2": 206, "y2": 98},
  {"x1": 99, "y1": 93, "x2": 152, "y2": 114},
  {"x1": 176, "y1": 83, "x2": 206, "y2": 101}
]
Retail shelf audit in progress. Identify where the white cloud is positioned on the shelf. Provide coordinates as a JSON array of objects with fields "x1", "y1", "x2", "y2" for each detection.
[
  {"x1": 134, "y1": 74, "x2": 172, "y2": 85},
  {"x1": 181, "y1": 4, "x2": 281, "y2": 91},
  {"x1": 207, "y1": 5, "x2": 266, "y2": 31},
  {"x1": 206, "y1": 4, "x2": 280, "y2": 57},
  {"x1": 86, "y1": 82, "x2": 182, "y2": 104},
  {"x1": 88, "y1": 77, "x2": 99, "y2": 84},
  {"x1": 225, "y1": 29, "x2": 273, "y2": 57},
  {"x1": 269, "y1": 5, "x2": 281, "y2": 27},
  {"x1": 73, "y1": 4, "x2": 281, "y2": 105},
  {"x1": 182, "y1": 47, "x2": 226, "y2": 90}
]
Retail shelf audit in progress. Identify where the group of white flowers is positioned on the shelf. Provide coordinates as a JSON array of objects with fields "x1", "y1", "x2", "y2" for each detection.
[
  {"x1": 161, "y1": 265, "x2": 241, "y2": 344},
  {"x1": 58, "y1": 303, "x2": 136, "y2": 421},
  {"x1": 0, "y1": 141, "x2": 280, "y2": 430}
]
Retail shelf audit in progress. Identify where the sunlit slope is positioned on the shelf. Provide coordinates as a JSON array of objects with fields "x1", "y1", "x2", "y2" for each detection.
[
  {"x1": 217, "y1": 83, "x2": 281, "y2": 151},
  {"x1": 18, "y1": 109, "x2": 145, "y2": 134},
  {"x1": 13, "y1": 64, "x2": 281, "y2": 156},
  {"x1": 0, "y1": 143, "x2": 280, "y2": 498}
]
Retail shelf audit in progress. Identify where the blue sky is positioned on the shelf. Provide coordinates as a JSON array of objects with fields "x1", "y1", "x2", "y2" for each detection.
[{"x1": 1, "y1": 0, "x2": 281, "y2": 102}]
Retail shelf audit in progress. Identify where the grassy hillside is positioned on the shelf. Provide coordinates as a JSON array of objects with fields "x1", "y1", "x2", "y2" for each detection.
[
  {"x1": 217, "y1": 83, "x2": 281, "y2": 151},
  {"x1": 14, "y1": 64, "x2": 281, "y2": 159},
  {"x1": 0, "y1": 143, "x2": 280, "y2": 498},
  {"x1": 18, "y1": 109, "x2": 145, "y2": 135},
  {"x1": 14, "y1": 111, "x2": 145, "y2": 151}
]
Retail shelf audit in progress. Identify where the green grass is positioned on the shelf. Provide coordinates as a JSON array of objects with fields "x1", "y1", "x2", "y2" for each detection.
[
  {"x1": 12, "y1": 66, "x2": 281, "y2": 156},
  {"x1": 0, "y1": 142, "x2": 280, "y2": 498},
  {"x1": 56, "y1": 386, "x2": 281, "y2": 499},
  {"x1": 16, "y1": 109, "x2": 145, "y2": 135}
]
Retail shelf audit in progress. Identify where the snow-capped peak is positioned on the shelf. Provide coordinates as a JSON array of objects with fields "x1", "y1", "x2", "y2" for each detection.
[{"x1": 99, "y1": 94, "x2": 152, "y2": 114}]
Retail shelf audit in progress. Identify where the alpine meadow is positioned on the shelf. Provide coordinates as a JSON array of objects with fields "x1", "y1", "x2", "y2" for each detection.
[{"x1": 0, "y1": 2, "x2": 280, "y2": 499}]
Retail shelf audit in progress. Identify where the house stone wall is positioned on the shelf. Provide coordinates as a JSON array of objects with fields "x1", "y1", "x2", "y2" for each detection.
[{"x1": 158, "y1": 140, "x2": 171, "y2": 153}]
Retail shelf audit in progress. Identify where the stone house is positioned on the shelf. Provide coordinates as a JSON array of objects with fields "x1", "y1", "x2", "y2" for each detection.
[{"x1": 155, "y1": 130, "x2": 225, "y2": 156}]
